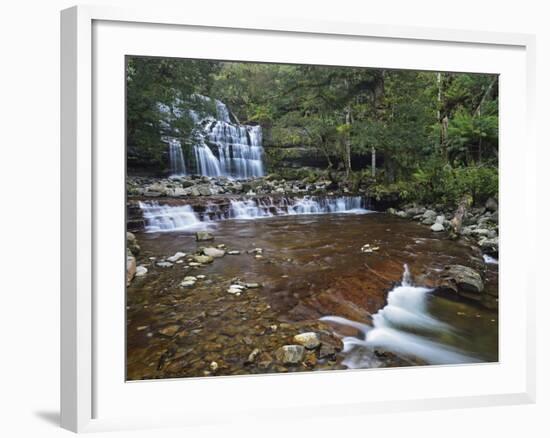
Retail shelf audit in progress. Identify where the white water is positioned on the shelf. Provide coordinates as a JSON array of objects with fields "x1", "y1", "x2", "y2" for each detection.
[
  {"x1": 139, "y1": 196, "x2": 372, "y2": 232},
  {"x1": 483, "y1": 254, "x2": 498, "y2": 264},
  {"x1": 229, "y1": 196, "x2": 368, "y2": 219},
  {"x1": 167, "y1": 138, "x2": 186, "y2": 176},
  {"x1": 321, "y1": 264, "x2": 478, "y2": 367},
  {"x1": 160, "y1": 96, "x2": 265, "y2": 179},
  {"x1": 139, "y1": 201, "x2": 207, "y2": 232}
]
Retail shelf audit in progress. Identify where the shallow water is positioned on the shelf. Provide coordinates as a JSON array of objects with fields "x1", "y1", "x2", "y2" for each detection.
[{"x1": 127, "y1": 212, "x2": 498, "y2": 378}]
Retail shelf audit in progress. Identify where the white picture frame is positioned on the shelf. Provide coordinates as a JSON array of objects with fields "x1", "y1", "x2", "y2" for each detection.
[{"x1": 60, "y1": 4, "x2": 536, "y2": 433}]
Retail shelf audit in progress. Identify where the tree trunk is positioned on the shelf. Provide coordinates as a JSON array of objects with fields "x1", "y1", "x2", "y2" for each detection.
[
  {"x1": 450, "y1": 194, "x2": 473, "y2": 236},
  {"x1": 371, "y1": 146, "x2": 376, "y2": 177},
  {"x1": 344, "y1": 107, "x2": 352, "y2": 179}
]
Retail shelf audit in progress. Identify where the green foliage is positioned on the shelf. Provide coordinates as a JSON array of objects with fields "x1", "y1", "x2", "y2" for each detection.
[{"x1": 126, "y1": 56, "x2": 498, "y2": 206}]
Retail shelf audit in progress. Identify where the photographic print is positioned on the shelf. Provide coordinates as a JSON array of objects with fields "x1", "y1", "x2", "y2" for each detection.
[{"x1": 125, "y1": 57, "x2": 498, "y2": 380}]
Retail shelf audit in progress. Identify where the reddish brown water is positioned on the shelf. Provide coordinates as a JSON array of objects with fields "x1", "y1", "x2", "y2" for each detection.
[{"x1": 126, "y1": 212, "x2": 498, "y2": 379}]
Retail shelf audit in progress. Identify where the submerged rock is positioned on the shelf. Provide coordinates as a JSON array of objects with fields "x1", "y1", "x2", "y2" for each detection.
[
  {"x1": 156, "y1": 261, "x2": 174, "y2": 268},
  {"x1": 195, "y1": 231, "x2": 214, "y2": 242},
  {"x1": 275, "y1": 345, "x2": 305, "y2": 364},
  {"x1": 293, "y1": 332, "x2": 321, "y2": 349}
]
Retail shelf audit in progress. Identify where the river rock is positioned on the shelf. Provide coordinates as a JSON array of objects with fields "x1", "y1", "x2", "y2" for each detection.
[
  {"x1": 195, "y1": 231, "x2": 214, "y2": 241},
  {"x1": 227, "y1": 250, "x2": 241, "y2": 255},
  {"x1": 135, "y1": 265, "x2": 148, "y2": 277},
  {"x1": 245, "y1": 282, "x2": 261, "y2": 289},
  {"x1": 167, "y1": 252, "x2": 187, "y2": 262},
  {"x1": 202, "y1": 247, "x2": 225, "y2": 258},
  {"x1": 246, "y1": 348, "x2": 261, "y2": 364},
  {"x1": 430, "y1": 223, "x2": 445, "y2": 232},
  {"x1": 275, "y1": 345, "x2": 305, "y2": 364},
  {"x1": 193, "y1": 255, "x2": 213, "y2": 264},
  {"x1": 479, "y1": 237, "x2": 499, "y2": 256},
  {"x1": 293, "y1": 332, "x2": 321, "y2": 349},
  {"x1": 126, "y1": 252, "x2": 136, "y2": 286},
  {"x1": 437, "y1": 265, "x2": 484, "y2": 300},
  {"x1": 485, "y1": 197, "x2": 498, "y2": 212},
  {"x1": 421, "y1": 209, "x2": 437, "y2": 225},
  {"x1": 126, "y1": 232, "x2": 140, "y2": 255},
  {"x1": 156, "y1": 261, "x2": 174, "y2": 268}
]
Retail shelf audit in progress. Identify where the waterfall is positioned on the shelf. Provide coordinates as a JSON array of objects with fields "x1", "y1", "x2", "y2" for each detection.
[
  {"x1": 138, "y1": 196, "x2": 372, "y2": 232},
  {"x1": 206, "y1": 119, "x2": 264, "y2": 179},
  {"x1": 139, "y1": 201, "x2": 205, "y2": 232},
  {"x1": 321, "y1": 264, "x2": 478, "y2": 367},
  {"x1": 229, "y1": 196, "x2": 368, "y2": 219},
  {"x1": 167, "y1": 138, "x2": 186, "y2": 176},
  {"x1": 160, "y1": 95, "x2": 265, "y2": 179}
]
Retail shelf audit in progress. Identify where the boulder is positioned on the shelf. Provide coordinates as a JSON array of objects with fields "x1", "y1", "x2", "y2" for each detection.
[
  {"x1": 126, "y1": 253, "x2": 136, "y2": 286},
  {"x1": 437, "y1": 265, "x2": 484, "y2": 300},
  {"x1": 195, "y1": 231, "x2": 214, "y2": 241},
  {"x1": 275, "y1": 345, "x2": 305, "y2": 364},
  {"x1": 421, "y1": 209, "x2": 438, "y2": 225},
  {"x1": 479, "y1": 237, "x2": 499, "y2": 256},
  {"x1": 293, "y1": 332, "x2": 321, "y2": 350},
  {"x1": 430, "y1": 223, "x2": 445, "y2": 232},
  {"x1": 485, "y1": 197, "x2": 498, "y2": 212},
  {"x1": 126, "y1": 232, "x2": 140, "y2": 255}
]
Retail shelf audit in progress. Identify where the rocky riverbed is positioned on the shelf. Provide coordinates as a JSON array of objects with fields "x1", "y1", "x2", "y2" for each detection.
[{"x1": 126, "y1": 203, "x2": 499, "y2": 380}]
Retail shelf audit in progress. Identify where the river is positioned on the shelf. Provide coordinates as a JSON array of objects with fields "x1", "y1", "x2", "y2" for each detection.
[{"x1": 126, "y1": 211, "x2": 498, "y2": 380}]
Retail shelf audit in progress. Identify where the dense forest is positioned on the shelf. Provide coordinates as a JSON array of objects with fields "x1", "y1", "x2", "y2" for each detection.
[{"x1": 127, "y1": 57, "x2": 498, "y2": 207}]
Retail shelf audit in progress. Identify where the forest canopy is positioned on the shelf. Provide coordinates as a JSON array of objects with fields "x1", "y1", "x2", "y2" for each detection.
[{"x1": 126, "y1": 56, "x2": 498, "y2": 206}]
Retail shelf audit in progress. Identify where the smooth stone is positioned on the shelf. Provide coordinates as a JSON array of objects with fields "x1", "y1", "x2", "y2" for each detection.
[
  {"x1": 275, "y1": 345, "x2": 305, "y2": 364},
  {"x1": 183, "y1": 276, "x2": 197, "y2": 282},
  {"x1": 159, "y1": 325, "x2": 179, "y2": 336},
  {"x1": 167, "y1": 252, "x2": 187, "y2": 262},
  {"x1": 202, "y1": 247, "x2": 225, "y2": 258},
  {"x1": 156, "y1": 261, "x2": 174, "y2": 268},
  {"x1": 430, "y1": 223, "x2": 445, "y2": 232},
  {"x1": 293, "y1": 332, "x2": 321, "y2": 349},
  {"x1": 245, "y1": 282, "x2": 261, "y2": 289},
  {"x1": 193, "y1": 255, "x2": 214, "y2": 264},
  {"x1": 179, "y1": 280, "x2": 196, "y2": 288},
  {"x1": 188, "y1": 262, "x2": 201, "y2": 267},
  {"x1": 135, "y1": 265, "x2": 148, "y2": 277},
  {"x1": 227, "y1": 250, "x2": 241, "y2": 255}
]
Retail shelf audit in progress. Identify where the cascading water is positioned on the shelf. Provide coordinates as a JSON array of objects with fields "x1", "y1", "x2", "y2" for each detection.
[
  {"x1": 139, "y1": 201, "x2": 205, "y2": 232},
  {"x1": 138, "y1": 196, "x2": 372, "y2": 232},
  {"x1": 321, "y1": 264, "x2": 478, "y2": 367},
  {"x1": 167, "y1": 138, "x2": 186, "y2": 176},
  {"x1": 160, "y1": 95, "x2": 265, "y2": 179}
]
